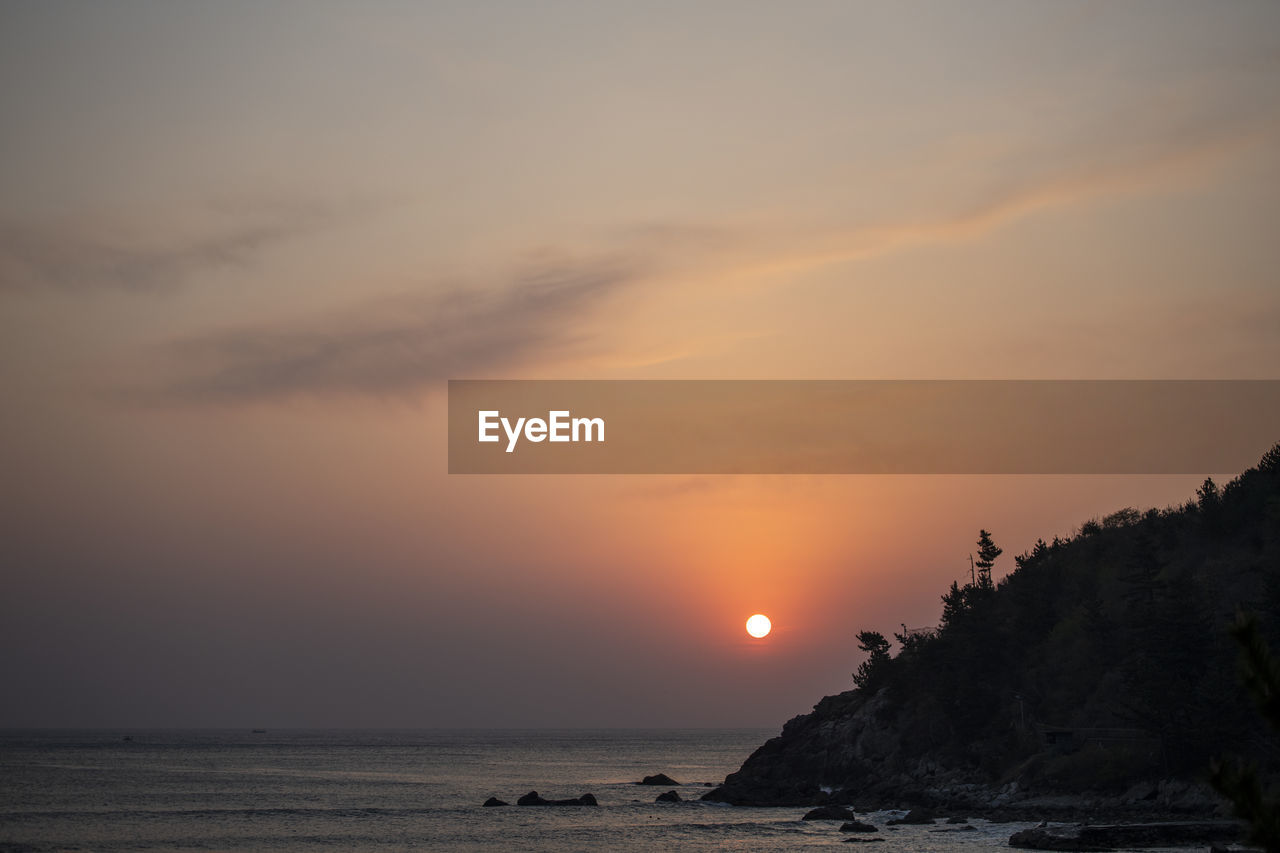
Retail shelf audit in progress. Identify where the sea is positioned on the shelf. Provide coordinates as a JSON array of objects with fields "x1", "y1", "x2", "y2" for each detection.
[{"x1": 0, "y1": 729, "x2": 1185, "y2": 852}]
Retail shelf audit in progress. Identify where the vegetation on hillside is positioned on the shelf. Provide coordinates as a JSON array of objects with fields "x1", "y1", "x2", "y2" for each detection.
[
  {"x1": 849, "y1": 443, "x2": 1280, "y2": 791},
  {"x1": 1211, "y1": 612, "x2": 1280, "y2": 849}
]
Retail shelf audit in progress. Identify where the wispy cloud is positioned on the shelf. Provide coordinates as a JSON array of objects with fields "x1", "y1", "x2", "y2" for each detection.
[
  {"x1": 134, "y1": 253, "x2": 641, "y2": 403},
  {"x1": 566, "y1": 96, "x2": 1280, "y2": 297},
  {"x1": 722, "y1": 104, "x2": 1279, "y2": 282},
  {"x1": 0, "y1": 200, "x2": 351, "y2": 293},
  {"x1": 116, "y1": 90, "x2": 1279, "y2": 406}
]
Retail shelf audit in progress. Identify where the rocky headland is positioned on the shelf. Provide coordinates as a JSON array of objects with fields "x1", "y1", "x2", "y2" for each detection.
[{"x1": 704, "y1": 447, "x2": 1280, "y2": 837}]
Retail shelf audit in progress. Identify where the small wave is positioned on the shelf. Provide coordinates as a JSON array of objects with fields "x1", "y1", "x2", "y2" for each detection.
[{"x1": 0, "y1": 806, "x2": 446, "y2": 822}]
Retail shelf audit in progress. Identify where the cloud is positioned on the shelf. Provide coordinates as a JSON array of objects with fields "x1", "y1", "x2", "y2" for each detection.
[
  {"x1": 135, "y1": 253, "x2": 641, "y2": 403},
  {"x1": 680, "y1": 84, "x2": 1280, "y2": 287},
  {"x1": 0, "y1": 201, "x2": 348, "y2": 293},
  {"x1": 111, "y1": 88, "x2": 1279, "y2": 406}
]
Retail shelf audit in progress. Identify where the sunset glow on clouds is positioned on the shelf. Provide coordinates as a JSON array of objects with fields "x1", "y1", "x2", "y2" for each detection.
[{"x1": 2, "y1": 1, "x2": 1278, "y2": 728}]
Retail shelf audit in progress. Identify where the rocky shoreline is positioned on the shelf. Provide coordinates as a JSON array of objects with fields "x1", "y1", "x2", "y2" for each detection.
[
  {"x1": 479, "y1": 769, "x2": 1246, "y2": 849},
  {"x1": 700, "y1": 688, "x2": 1234, "y2": 828},
  {"x1": 1008, "y1": 821, "x2": 1241, "y2": 851}
]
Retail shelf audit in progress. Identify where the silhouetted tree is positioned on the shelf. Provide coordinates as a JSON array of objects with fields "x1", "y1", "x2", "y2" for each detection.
[
  {"x1": 853, "y1": 630, "x2": 892, "y2": 691},
  {"x1": 1103, "y1": 507, "x2": 1142, "y2": 529},
  {"x1": 940, "y1": 581, "x2": 969, "y2": 628},
  {"x1": 1198, "y1": 477, "x2": 1221, "y2": 511},
  {"x1": 895, "y1": 623, "x2": 931, "y2": 656},
  {"x1": 1014, "y1": 538, "x2": 1050, "y2": 572},
  {"x1": 974, "y1": 529, "x2": 1002, "y2": 589},
  {"x1": 1198, "y1": 477, "x2": 1224, "y2": 536},
  {"x1": 1261, "y1": 442, "x2": 1280, "y2": 474}
]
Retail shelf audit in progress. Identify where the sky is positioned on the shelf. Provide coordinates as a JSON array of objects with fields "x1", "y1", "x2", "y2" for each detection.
[{"x1": 2, "y1": 1, "x2": 1279, "y2": 729}]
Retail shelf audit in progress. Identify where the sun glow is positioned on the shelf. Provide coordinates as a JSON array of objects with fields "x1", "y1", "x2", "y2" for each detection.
[{"x1": 745, "y1": 613, "x2": 772, "y2": 638}]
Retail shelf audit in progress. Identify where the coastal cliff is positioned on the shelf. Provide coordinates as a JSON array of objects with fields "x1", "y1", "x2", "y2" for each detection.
[{"x1": 706, "y1": 445, "x2": 1280, "y2": 817}]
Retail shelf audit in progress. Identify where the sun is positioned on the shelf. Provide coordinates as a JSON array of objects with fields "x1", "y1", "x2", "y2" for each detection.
[{"x1": 745, "y1": 613, "x2": 772, "y2": 638}]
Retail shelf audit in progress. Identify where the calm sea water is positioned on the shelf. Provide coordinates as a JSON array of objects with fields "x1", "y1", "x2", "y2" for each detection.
[{"x1": 0, "y1": 729, "x2": 1168, "y2": 852}]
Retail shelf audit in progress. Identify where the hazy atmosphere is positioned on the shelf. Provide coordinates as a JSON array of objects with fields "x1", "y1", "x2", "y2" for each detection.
[{"x1": 3, "y1": 1, "x2": 1279, "y2": 729}]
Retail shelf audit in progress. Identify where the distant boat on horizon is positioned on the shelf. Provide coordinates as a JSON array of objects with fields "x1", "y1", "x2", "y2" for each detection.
[{"x1": 251, "y1": 729, "x2": 266, "y2": 734}]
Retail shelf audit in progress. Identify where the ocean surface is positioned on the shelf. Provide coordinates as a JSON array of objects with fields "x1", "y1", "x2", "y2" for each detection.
[{"x1": 0, "y1": 729, "x2": 1181, "y2": 852}]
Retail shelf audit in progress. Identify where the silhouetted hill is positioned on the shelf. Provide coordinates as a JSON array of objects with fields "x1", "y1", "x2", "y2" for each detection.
[{"x1": 706, "y1": 444, "x2": 1280, "y2": 816}]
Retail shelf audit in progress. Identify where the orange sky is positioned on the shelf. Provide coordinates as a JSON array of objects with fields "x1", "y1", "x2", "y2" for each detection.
[{"x1": 1, "y1": 1, "x2": 1278, "y2": 727}]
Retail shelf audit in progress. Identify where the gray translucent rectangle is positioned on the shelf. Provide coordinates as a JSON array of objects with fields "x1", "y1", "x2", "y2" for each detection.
[{"x1": 447, "y1": 380, "x2": 1279, "y2": 474}]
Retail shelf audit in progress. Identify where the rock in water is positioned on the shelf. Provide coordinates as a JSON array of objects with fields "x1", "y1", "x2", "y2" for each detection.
[
  {"x1": 655, "y1": 790, "x2": 681, "y2": 803},
  {"x1": 1007, "y1": 827, "x2": 1111, "y2": 851},
  {"x1": 482, "y1": 797, "x2": 508, "y2": 807},
  {"x1": 802, "y1": 805, "x2": 858, "y2": 821},
  {"x1": 886, "y1": 808, "x2": 935, "y2": 825},
  {"x1": 840, "y1": 820, "x2": 878, "y2": 832},
  {"x1": 516, "y1": 790, "x2": 598, "y2": 806},
  {"x1": 639, "y1": 773, "x2": 680, "y2": 786},
  {"x1": 1009, "y1": 822, "x2": 1240, "y2": 851}
]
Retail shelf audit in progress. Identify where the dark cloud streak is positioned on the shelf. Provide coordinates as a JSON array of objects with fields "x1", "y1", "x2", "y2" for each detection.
[
  {"x1": 138, "y1": 255, "x2": 641, "y2": 403},
  {"x1": 0, "y1": 203, "x2": 344, "y2": 293}
]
